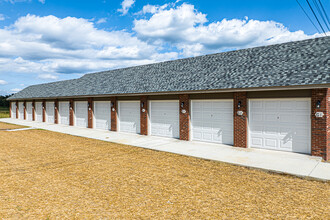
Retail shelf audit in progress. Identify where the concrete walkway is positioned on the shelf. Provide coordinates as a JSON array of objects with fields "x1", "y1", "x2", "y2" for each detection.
[{"x1": 1, "y1": 118, "x2": 329, "y2": 181}]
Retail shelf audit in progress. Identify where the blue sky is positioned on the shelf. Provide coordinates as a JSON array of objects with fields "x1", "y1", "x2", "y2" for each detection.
[{"x1": 0, "y1": 0, "x2": 328, "y2": 95}]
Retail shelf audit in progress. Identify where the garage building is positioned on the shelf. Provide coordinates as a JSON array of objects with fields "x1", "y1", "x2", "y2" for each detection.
[{"x1": 7, "y1": 37, "x2": 330, "y2": 161}]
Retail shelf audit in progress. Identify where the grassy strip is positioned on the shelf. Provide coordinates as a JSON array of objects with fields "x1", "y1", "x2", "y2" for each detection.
[{"x1": 0, "y1": 106, "x2": 9, "y2": 118}]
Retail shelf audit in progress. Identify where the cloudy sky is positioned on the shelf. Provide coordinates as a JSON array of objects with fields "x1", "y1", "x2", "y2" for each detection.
[{"x1": 0, "y1": 0, "x2": 328, "y2": 95}]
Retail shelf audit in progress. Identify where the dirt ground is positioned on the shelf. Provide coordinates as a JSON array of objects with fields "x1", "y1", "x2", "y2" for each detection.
[
  {"x1": 0, "y1": 122, "x2": 26, "y2": 130},
  {"x1": 0, "y1": 124, "x2": 329, "y2": 219}
]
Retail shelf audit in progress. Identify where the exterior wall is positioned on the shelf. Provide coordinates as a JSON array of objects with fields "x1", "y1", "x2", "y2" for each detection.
[
  {"x1": 69, "y1": 99, "x2": 74, "y2": 126},
  {"x1": 16, "y1": 101, "x2": 18, "y2": 119},
  {"x1": 88, "y1": 98, "x2": 93, "y2": 128},
  {"x1": 42, "y1": 100, "x2": 46, "y2": 122},
  {"x1": 24, "y1": 101, "x2": 26, "y2": 120},
  {"x1": 311, "y1": 88, "x2": 330, "y2": 161},
  {"x1": 179, "y1": 94, "x2": 190, "y2": 141},
  {"x1": 54, "y1": 100, "x2": 59, "y2": 124},
  {"x1": 140, "y1": 96, "x2": 148, "y2": 135},
  {"x1": 110, "y1": 97, "x2": 117, "y2": 131},
  {"x1": 9, "y1": 101, "x2": 12, "y2": 118},
  {"x1": 233, "y1": 92, "x2": 248, "y2": 148},
  {"x1": 32, "y1": 101, "x2": 35, "y2": 121}
]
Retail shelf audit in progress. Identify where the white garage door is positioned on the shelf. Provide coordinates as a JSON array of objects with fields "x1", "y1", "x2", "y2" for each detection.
[
  {"x1": 18, "y1": 102, "x2": 24, "y2": 119},
  {"x1": 249, "y1": 98, "x2": 311, "y2": 154},
  {"x1": 11, "y1": 102, "x2": 16, "y2": 119},
  {"x1": 150, "y1": 101, "x2": 179, "y2": 138},
  {"x1": 35, "y1": 102, "x2": 43, "y2": 122},
  {"x1": 46, "y1": 101, "x2": 54, "y2": 123},
  {"x1": 75, "y1": 101, "x2": 88, "y2": 128},
  {"x1": 191, "y1": 100, "x2": 233, "y2": 144},
  {"x1": 26, "y1": 102, "x2": 33, "y2": 121},
  {"x1": 59, "y1": 101, "x2": 70, "y2": 125},
  {"x1": 118, "y1": 101, "x2": 140, "y2": 134},
  {"x1": 94, "y1": 101, "x2": 111, "y2": 130}
]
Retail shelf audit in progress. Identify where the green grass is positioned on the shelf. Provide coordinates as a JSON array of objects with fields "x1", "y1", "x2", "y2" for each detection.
[{"x1": 0, "y1": 106, "x2": 10, "y2": 118}]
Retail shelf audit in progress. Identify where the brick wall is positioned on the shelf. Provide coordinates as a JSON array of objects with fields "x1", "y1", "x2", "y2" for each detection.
[
  {"x1": 110, "y1": 97, "x2": 117, "y2": 131},
  {"x1": 32, "y1": 101, "x2": 35, "y2": 121},
  {"x1": 69, "y1": 99, "x2": 74, "y2": 126},
  {"x1": 24, "y1": 101, "x2": 26, "y2": 120},
  {"x1": 16, "y1": 101, "x2": 18, "y2": 119},
  {"x1": 9, "y1": 101, "x2": 12, "y2": 118},
  {"x1": 234, "y1": 92, "x2": 248, "y2": 148},
  {"x1": 54, "y1": 100, "x2": 59, "y2": 124},
  {"x1": 88, "y1": 98, "x2": 93, "y2": 128},
  {"x1": 179, "y1": 94, "x2": 190, "y2": 141},
  {"x1": 140, "y1": 96, "x2": 148, "y2": 135},
  {"x1": 311, "y1": 88, "x2": 330, "y2": 161},
  {"x1": 42, "y1": 100, "x2": 46, "y2": 122}
]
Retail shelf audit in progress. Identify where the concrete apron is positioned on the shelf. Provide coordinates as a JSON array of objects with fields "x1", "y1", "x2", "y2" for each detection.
[{"x1": 1, "y1": 118, "x2": 329, "y2": 181}]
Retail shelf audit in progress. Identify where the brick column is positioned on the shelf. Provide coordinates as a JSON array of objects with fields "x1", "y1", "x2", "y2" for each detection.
[
  {"x1": 16, "y1": 101, "x2": 18, "y2": 119},
  {"x1": 69, "y1": 99, "x2": 74, "y2": 126},
  {"x1": 88, "y1": 98, "x2": 93, "y2": 128},
  {"x1": 23, "y1": 101, "x2": 26, "y2": 120},
  {"x1": 140, "y1": 96, "x2": 148, "y2": 135},
  {"x1": 54, "y1": 100, "x2": 59, "y2": 124},
  {"x1": 9, "y1": 102, "x2": 12, "y2": 118},
  {"x1": 179, "y1": 94, "x2": 190, "y2": 141},
  {"x1": 234, "y1": 92, "x2": 248, "y2": 148},
  {"x1": 32, "y1": 101, "x2": 35, "y2": 121},
  {"x1": 311, "y1": 88, "x2": 330, "y2": 161},
  {"x1": 42, "y1": 100, "x2": 46, "y2": 122},
  {"x1": 110, "y1": 97, "x2": 117, "y2": 131}
]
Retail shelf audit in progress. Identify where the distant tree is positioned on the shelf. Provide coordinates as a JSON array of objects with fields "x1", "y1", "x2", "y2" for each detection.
[{"x1": 0, "y1": 95, "x2": 12, "y2": 107}]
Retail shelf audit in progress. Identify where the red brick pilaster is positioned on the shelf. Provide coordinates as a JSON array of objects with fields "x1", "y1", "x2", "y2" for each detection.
[
  {"x1": 16, "y1": 101, "x2": 18, "y2": 119},
  {"x1": 311, "y1": 88, "x2": 330, "y2": 161},
  {"x1": 110, "y1": 97, "x2": 117, "y2": 131},
  {"x1": 54, "y1": 100, "x2": 59, "y2": 124},
  {"x1": 32, "y1": 101, "x2": 35, "y2": 121},
  {"x1": 179, "y1": 94, "x2": 190, "y2": 141},
  {"x1": 69, "y1": 99, "x2": 74, "y2": 126},
  {"x1": 9, "y1": 102, "x2": 12, "y2": 118},
  {"x1": 42, "y1": 100, "x2": 46, "y2": 122},
  {"x1": 23, "y1": 101, "x2": 26, "y2": 120},
  {"x1": 88, "y1": 98, "x2": 93, "y2": 128},
  {"x1": 140, "y1": 96, "x2": 148, "y2": 135},
  {"x1": 234, "y1": 92, "x2": 248, "y2": 148}
]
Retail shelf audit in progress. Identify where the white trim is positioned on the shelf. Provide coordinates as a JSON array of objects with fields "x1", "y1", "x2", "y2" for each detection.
[{"x1": 248, "y1": 97, "x2": 311, "y2": 153}]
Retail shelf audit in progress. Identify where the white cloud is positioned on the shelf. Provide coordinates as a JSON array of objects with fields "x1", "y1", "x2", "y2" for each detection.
[
  {"x1": 0, "y1": 80, "x2": 8, "y2": 85},
  {"x1": 134, "y1": 3, "x2": 324, "y2": 56},
  {"x1": 118, "y1": 0, "x2": 135, "y2": 15},
  {"x1": 38, "y1": 74, "x2": 58, "y2": 80},
  {"x1": 11, "y1": 88, "x2": 22, "y2": 92},
  {"x1": 38, "y1": 0, "x2": 45, "y2": 4},
  {"x1": 96, "y1": 18, "x2": 107, "y2": 24},
  {"x1": 0, "y1": 14, "x2": 5, "y2": 21}
]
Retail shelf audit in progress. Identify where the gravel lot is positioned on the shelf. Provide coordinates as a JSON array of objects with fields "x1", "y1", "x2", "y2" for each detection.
[{"x1": 0, "y1": 123, "x2": 329, "y2": 219}]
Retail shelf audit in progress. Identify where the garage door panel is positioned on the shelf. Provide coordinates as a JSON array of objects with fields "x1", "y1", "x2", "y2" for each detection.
[
  {"x1": 75, "y1": 101, "x2": 88, "y2": 128},
  {"x1": 19, "y1": 102, "x2": 24, "y2": 119},
  {"x1": 119, "y1": 101, "x2": 140, "y2": 134},
  {"x1": 191, "y1": 100, "x2": 233, "y2": 144},
  {"x1": 94, "y1": 101, "x2": 111, "y2": 130},
  {"x1": 46, "y1": 102, "x2": 54, "y2": 123},
  {"x1": 59, "y1": 102, "x2": 70, "y2": 125},
  {"x1": 26, "y1": 102, "x2": 33, "y2": 121},
  {"x1": 35, "y1": 102, "x2": 43, "y2": 122},
  {"x1": 150, "y1": 101, "x2": 179, "y2": 138},
  {"x1": 249, "y1": 99, "x2": 311, "y2": 154}
]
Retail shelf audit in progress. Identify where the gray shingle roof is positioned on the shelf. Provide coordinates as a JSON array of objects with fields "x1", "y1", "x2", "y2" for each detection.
[{"x1": 8, "y1": 36, "x2": 330, "y2": 100}]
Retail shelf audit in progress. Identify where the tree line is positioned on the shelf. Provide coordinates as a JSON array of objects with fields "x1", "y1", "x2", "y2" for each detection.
[{"x1": 0, "y1": 95, "x2": 12, "y2": 107}]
